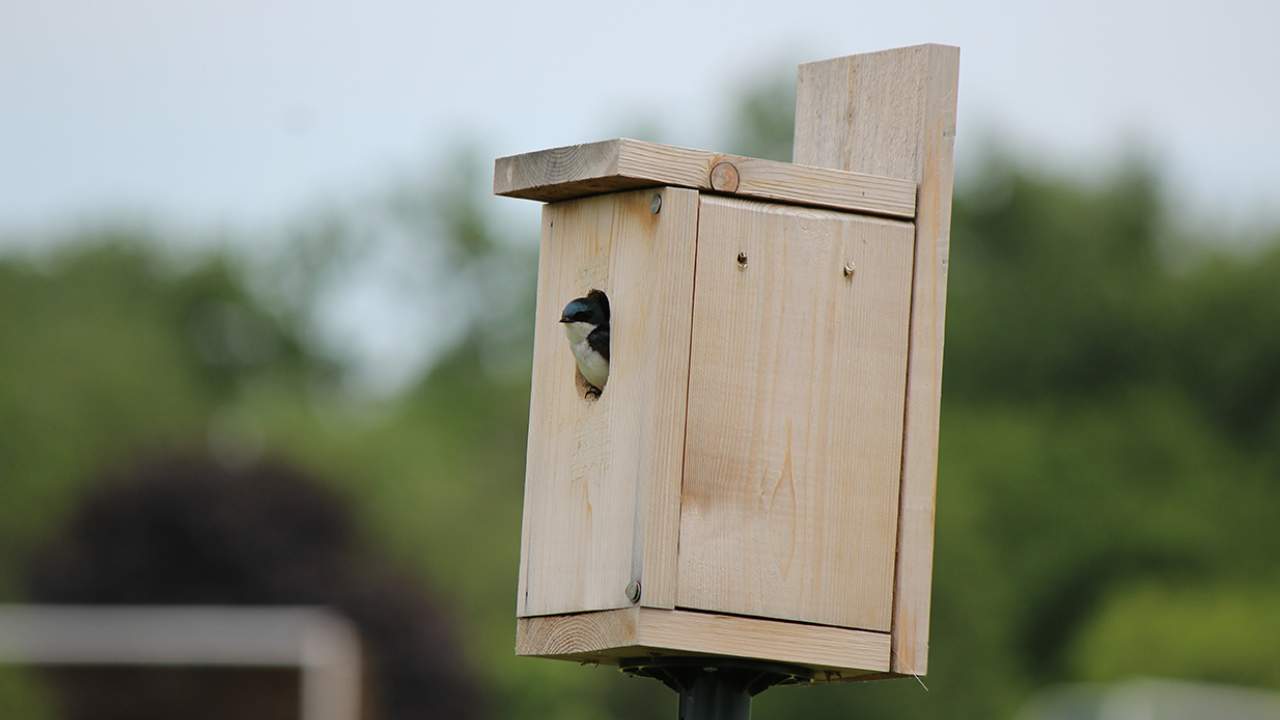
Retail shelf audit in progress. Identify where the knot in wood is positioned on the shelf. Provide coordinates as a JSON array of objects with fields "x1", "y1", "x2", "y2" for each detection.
[{"x1": 709, "y1": 161, "x2": 741, "y2": 193}]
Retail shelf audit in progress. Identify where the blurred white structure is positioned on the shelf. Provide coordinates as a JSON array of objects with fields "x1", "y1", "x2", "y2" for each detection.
[
  {"x1": 0, "y1": 605, "x2": 361, "y2": 720},
  {"x1": 1017, "y1": 677, "x2": 1280, "y2": 720}
]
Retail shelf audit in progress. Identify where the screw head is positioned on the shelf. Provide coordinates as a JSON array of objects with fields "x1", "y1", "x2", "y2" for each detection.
[
  {"x1": 625, "y1": 580, "x2": 642, "y2": 604},
  {"x1": 737, "y1": 251, "x2": 748, "y2": 269},
  {"x1": 649, "y1": 193, "x2": 662, "y2": 214},
  {"x1": 843, "y1": 261, "x2": 856, "y2": 278}
]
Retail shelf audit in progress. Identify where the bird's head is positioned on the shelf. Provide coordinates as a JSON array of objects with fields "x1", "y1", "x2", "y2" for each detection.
[{"x1": 559, "y1": 289, "x2": 610, "y2": 327}]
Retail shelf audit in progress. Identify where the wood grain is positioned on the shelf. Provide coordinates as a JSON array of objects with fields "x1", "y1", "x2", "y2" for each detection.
[
  {"x1": 519, "y1": 187, "x2": 698, "y2": 617},
  {"x1": 678, "y1": 196, "x2": 915, "y2": 632},
  {"x1": 516, "y1": 608, "x2": 640, "y2": 659},
  {"x1": 639, "y1": 609, "x2": 890, "y2": 673},
  {"x1": 494, "y1": 138, "x2": 916, "y2": 218},
  {"x1": 516, "y1": 607, "x2": 891, "y2": 675},
  {"x1": 795, "y1": 43, "x2": 960, "y2": 674}
]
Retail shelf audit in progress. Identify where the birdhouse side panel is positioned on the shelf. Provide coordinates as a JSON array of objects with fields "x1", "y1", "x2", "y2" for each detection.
[
  {"x1": 519, "y1": 188, "x2": 698, "y2": 618},
  {"x1": 677, "y1": 196, "x2": 915, "y2": 632}
]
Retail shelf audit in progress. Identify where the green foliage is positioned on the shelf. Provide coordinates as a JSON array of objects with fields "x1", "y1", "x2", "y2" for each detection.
[
  {"x1": 1, "y1": 88, "x2": 1279, "y2": 719},
  {"x1": 0, "y1": 242, "x2": 313, "y2": 592},
  {"x1": 0, "y1": 667, "x2": 53, "y2": 720},
  {"x1": 1070, "y1": 582, "x2": 1280, "y2": 688},
  {"x1": 722, "y1": 70, "x2": 796, "y2": 163}
]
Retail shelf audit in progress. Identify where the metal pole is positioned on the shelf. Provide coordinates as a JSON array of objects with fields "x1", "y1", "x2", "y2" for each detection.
[{"x1": 620, "y1": 657, "x2": 812, "y2": 720}]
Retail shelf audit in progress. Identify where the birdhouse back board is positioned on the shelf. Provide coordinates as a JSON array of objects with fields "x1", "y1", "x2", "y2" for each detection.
[
  {"x1": 677, "y1": 196, "x2": 915, "y2": 631},
  {"x1": 518, "y1": 187, "x2": 698, "y2": 618}
]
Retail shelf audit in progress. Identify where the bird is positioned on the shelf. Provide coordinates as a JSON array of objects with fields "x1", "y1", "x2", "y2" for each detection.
[{"x1": 559, "y1": 289, "x2": 610, "y2": 398}]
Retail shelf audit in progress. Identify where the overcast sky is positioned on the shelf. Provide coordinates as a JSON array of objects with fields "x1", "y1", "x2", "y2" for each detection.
[{"x1": 3, "y1": 0, "x2": 1279, "y2": 235}]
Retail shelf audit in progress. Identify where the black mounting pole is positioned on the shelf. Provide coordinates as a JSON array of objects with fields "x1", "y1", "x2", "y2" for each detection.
[{"x1": 620, "y1": 657, "x2": 812, "y2": 720}]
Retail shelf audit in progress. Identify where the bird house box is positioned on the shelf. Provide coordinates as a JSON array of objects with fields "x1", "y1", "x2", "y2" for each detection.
[{"x1": 495, "y1": 44, "x2": 958, "y2": 681}]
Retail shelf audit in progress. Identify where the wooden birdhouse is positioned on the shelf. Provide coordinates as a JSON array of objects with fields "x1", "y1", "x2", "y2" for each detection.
[{"x1": 495, "y1": 44, "x2": 958, "y2": 682}]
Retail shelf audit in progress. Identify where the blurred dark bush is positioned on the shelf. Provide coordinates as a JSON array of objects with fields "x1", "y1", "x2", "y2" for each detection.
[{"x1": 25, "y1": 451, "x2": 484, "y2": 720}]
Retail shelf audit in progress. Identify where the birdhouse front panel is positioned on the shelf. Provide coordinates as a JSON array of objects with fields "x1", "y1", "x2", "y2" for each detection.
[
  {"x1": 518, "y1": 187, "x2": 697, "y2": 618},
  {"x1": 677, "y1": 196, "x2": 915, "y2": 632}
]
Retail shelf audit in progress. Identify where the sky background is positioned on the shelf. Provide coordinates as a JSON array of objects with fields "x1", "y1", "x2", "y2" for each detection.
[{"x1": 3, "y1": 0, "x2": 1279, "y2": 238}]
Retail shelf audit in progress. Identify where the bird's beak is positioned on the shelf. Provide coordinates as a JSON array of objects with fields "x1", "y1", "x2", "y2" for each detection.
[{"x1": 558, "y1": 317, "x2": 571, "y2": 323}]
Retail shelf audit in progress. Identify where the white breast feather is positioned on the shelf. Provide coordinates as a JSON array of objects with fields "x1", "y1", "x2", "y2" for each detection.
[{"x1": 564, "y1": 322, "x2": 609, "y2": 389}]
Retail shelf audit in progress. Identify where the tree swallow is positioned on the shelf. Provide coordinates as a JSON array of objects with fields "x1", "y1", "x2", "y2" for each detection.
[{"x1": 559, "y1": 290, "x2": 609, "y2": 397}]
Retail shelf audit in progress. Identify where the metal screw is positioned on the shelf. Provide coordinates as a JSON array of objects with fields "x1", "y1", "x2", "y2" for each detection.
[
  {"x1": 843, "y1": 261, "x2": 856, "y2": 278},
  {"x1": 625, "y1": 580, "x2": 642, "y2": 604},
  {"x1": 737, "y1": 251, "x2": 748, "y2": 269},
  {"x1": 649, "y1": 193, "x2": 662, "y2": 214}
]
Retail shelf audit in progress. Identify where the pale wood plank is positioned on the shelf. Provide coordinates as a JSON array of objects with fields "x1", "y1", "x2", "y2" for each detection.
[
  {"x1": 678, "y1": 196, "x2": 915, "y2": 632},
  {"x1": 616, "y1": 189, "x2": 698, "y2": 612},
  {"x1": 516, "y1": 608, "x2": 640, "y2": 658},
  {"x1": 495, "y1": 140, "x2": 628, "y2": 201},
  {"x1": 515, "y1": 608, "x2": 891, "y2": 675},
  {"x1": 494, "y1": 138, "x2": 916, "y2": 218},
  {"x1": 519, "y1": 188, "x2": 698, "y2": 617},
  {"x1": 795, "y1": 43, "x2": 960, "y2": 675},
  {"x1": 637, "y1": 609, "x2": 890, "y2": 673}
]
